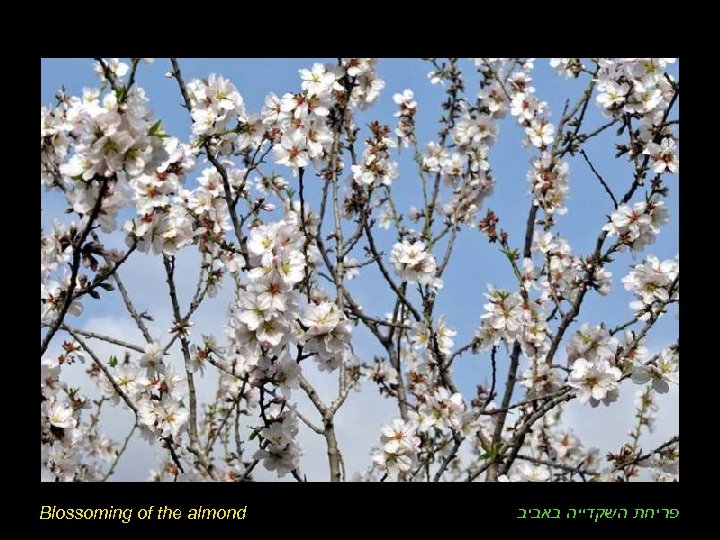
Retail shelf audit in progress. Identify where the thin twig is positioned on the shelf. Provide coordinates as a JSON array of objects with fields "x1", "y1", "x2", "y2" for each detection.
[
  {"x1": 113, "y1": 270, "x2": 153, "y2": 343},
  {"x1": 60, "y1": 325, "x2": 145, "y2": 353},
  {"x1": 102, "y1": 424, "x2": 137, "y2": 481},
  {"x1": 580, "y1": 148, "x2": 618, "y2": 208}
]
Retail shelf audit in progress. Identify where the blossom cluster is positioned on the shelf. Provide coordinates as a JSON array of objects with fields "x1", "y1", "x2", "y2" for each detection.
[
  {"x1": 266, "y1": 59, "x2": 383, "y2": 178},
  {"x1": 41, "y1": 60, "x2": 198, "y2": 331},
  {"x1": 217, "y1": 216, "x2": 351, "y2": 475},
  {"x1": 534, "y1": 231, "x2": 612, "y2": 305},
  {"x1": 252, "y1": 407, "x2": 302, "y2": 478},
  {"x1": 508, "y1": 61, "x2": 572, "y2": 215},
  {"x1": 371, "y1": 418, "x2": 421, "y2": 480},
  {"x1": 563, "y1": 323, "x2": 621, "y2": 406},
  {"x1": 420, "y1": 62, "x2": 503, "y2": 227},
  {"x1": 595, "y1": 59, "x2": 676, "y2": 127},
  {"x1": 393, "y1": 89, "x2": 417, "y2": 147},
  {"x1": 352, "y1": 121, "x2": 398, "y2": 187},
  {"x1": 603, "y1": 197, "x2": 669, "y2": 252},
  {"x1": 267, "y1": 64, "x2": 338, "y2": 175},
  {"x1": 622, "y1": 255, "x2": 679, "y2": 318},
  {"x1": 124, "y1": 138, "x2": 198, "y2": 256},
  {"x1": 473, "y1": 285, "x2": 549, "y2": 359},
  {"x1": 389, "y1": 240, "x2": 437, "y2": 286}
]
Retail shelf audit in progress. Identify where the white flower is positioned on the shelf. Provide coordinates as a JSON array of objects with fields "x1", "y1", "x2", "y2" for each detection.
[
  {"x1": 253, "y1": 409, "x2": 301, "y2": 478},
  {"x1": 114, "y1": 365, "x2": 143, "y2": 400},
  {"x1": 632, "y1": 348, "x2": 678, "y2": 393},
  {"x1": 255, "y1": 318, "x2": 287, "y2": 348},
  {"x1": 418, "y1": 388, "x2": 464, "y2": 431},
  {"x1": 568, "y1": 358, "x2": 622, "y2": 407},
  {"x1": 597, "y1": 81, "x2": 630, "y2": 110},
  {"x1": 643, "y1": 137, "x2": 678, "y2": 174},
  {"x1": 604, "y1": 198, "x2": 669, "y2": 252},
  {"x1": 478, "y1": 286, "x2": 524, "y2": 344},
  {"x1": 509, "y1": 462, "x2": 550, "y2": 482},
  {"x1": 435, "y1": 317, "x2": 457, "y2": 355},
  {"x1": 139, "y1": 342, "x2": 165, "y2": 374},
  {"x1": 526, "y1": 119, "x2": 554, "y2": 147},
  {"x1": 372, "y1": 449, "x2": 414, "y2": 480},
  {"x1": 155, "y1": 396, "x2": 189, "y2": 438},
  {"x1": 393, "y1": 89, "x2": 416, "y2": 110},
  {"x1": 94, "y1": 58, "x2": 129, "y2": 82},
  {"x1": 301, "y1": 302, "x2": 351, "y2": 372},
  {"x1": 622, "y1": 255, "x2": 679, "y2": 317},
  {"x1": 566, "y1": 323, "x2": 618, "y2": 364},
  {"x1": 48, "y1": 400, "x2": 75, "y2": 429},
  {"x1": 299, "y1": 63, "x2": 337, "y2": 96},
  {"x1": 510, "y1": 92, "x2": 541, "y2": 122},
  {"x1": 390, "y1": 240, "x2": 437, "y2": 285},
  {"x1": 380, "y1": 419, "x2": 420, "y2": 454},
  {"x1": 273, "y1": 130, "x2": 309, "y2": 173},
  {"x1": 277, "y1": 251, "x2": 306, "y2": 285},
  {"x1": 549, "y1": 58, "x2": 581, "y2": 78},
  {"x1": 302, "y1": 302, "x2": 342, "y2": 335}
]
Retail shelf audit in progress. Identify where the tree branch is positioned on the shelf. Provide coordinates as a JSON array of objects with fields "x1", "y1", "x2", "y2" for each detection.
[{"x1": 41, "y1": 176, "x2": 111, "y2": 356}]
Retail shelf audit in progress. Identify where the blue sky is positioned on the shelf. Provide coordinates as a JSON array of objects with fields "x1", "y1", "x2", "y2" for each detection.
[{"x1": 41, "y1": 58, "x2": 679, "y2": 480}]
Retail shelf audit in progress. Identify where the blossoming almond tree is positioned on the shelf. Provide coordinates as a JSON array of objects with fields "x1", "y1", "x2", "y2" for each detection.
[{"x1": 40, "y1": 58, "x2": 679, "y2": 482}]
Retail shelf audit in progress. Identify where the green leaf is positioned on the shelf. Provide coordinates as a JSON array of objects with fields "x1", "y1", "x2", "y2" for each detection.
[
  {"x1": 114, "y1": 86, "x2": 128, "y2": 103},
  {"x1": 149, "y1": 120, "x2": 169, "y2": 138},
  {"x1": 108, "y1": 355, "x2": 118, "y2": 368},
  {"x1": 478, "y1": 442, "x2": 504, "y2": 461},
  {"x1": 148, "y1": 119, "x2": 162, "y2": 136}
]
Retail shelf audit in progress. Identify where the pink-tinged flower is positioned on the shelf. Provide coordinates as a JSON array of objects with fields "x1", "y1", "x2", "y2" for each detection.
[
  {"x1": 380, "y1": 419, "x2": 420, "y2": 454},
  {"x1": 643, "y1": 137, "x2": 679, "y2": 174},
  {"x1": 273, "y1": 130, "x2": 309, "y2": 173},
  {"x1": 393, "y1": 89, "x2": 417, "y2": 110}
]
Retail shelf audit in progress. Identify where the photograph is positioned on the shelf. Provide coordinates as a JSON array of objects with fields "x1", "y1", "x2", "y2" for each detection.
[{"x1": 40, "y1": 57, "x2": 679, "y2": 484}]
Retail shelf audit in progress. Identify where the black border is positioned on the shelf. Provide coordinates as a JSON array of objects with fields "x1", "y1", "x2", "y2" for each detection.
[{"x1": 33, "y1": 48, "x2": 690, "y2": 532}]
